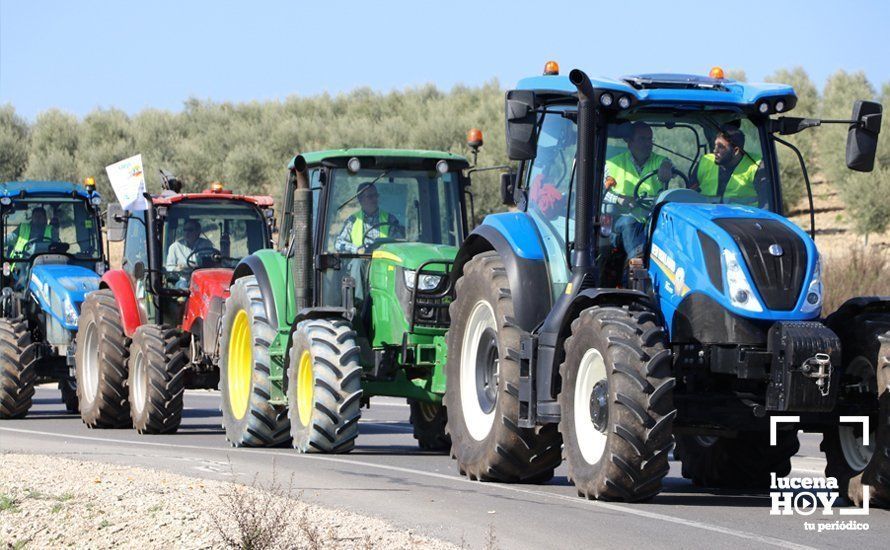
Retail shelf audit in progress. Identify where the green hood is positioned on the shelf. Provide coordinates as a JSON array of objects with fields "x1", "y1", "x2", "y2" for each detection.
[{"x1": 371, "y1": 242, "x2": 458, "y2": 271}]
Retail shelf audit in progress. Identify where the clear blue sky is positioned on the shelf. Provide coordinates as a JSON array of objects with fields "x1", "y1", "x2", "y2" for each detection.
[{"x1": 2, "y1": 0, "x2": 888, "y2": 120}]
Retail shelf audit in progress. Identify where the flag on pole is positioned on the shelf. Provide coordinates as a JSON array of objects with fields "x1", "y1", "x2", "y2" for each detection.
[{"x1": 105, "y1": 154, "x2": 148, "y2": 211}]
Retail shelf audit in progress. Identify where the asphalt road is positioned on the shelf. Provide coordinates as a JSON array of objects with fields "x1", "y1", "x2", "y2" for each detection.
[{"x1": 1, "y1": 387, "x2": 886, "y2": 549}]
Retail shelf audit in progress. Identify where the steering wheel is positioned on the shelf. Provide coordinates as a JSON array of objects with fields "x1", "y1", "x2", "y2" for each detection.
[
  {"x1": 185, "y1": 247, "x2": 222, "y2": 268},
  {"x1": 633, "y1": 167, "x2": 691, "y2": 203},
  {"x1": 360, "y1": 222, "x2": 403, "y2": 251},
  {"x1": 23, "y1": 237, "x2": 68, "y2": 255}
]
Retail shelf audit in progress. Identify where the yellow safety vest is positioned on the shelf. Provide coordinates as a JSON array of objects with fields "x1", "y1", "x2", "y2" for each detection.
[
  {"x1": 696, "y1": 154, "x2": 759, "y2": 204},
  {"x1": 11, "y1": 223, "x2": 53, "y2": 260},
  {"x1": 605, "y1": 151, "x2": 669, "y2": 198},
  {"x1": 350, "y1": 211, "x2": 389, "y2": 247}
]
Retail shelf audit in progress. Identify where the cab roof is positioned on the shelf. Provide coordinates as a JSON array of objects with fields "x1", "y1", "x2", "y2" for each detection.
[
  {"x1": 150, "y1": 188, "x2": 274, "y2": 207},
  {"x1": 288, "y1": 148, "x2": 470, "y2": 170},
  {"x1": 0, "y1": 180, "x2": 97, "y2": 200},
  {"x1": 516, "y1": 72, "x2": 797, "y2": 109}
]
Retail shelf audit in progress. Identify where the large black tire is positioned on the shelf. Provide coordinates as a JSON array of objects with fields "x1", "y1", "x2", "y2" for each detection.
[
  {"x1": 59, "y1": 376, "x2": 78, "y2": 414},
  {"x1": 822, "y1": 313, "x2": 890, "y2": 506},
  {"x1": 219, "y1": 276, "x2": 290, "y2": 447},
  {"x1": 444, "y1": 252, "x2": 561, "y2": 483},
  {"x1": 0, "y1": 318, "x2": 36, "y2": 419},
  {"x1": 675, "y1": 430, "x2": 800, "y2": 490},
  {"x1": 75, "y1": 289, "x2": 131, "y2": 428},
  {"x1": 408, "y1": 399, "x2": 451, "y2": 453},
  {"x1": 287, "y1": 319, "x2": 363, "y2": 453},
  {"x1": 128, "y1": 325, "x2": 188, "y2": 434},
  {"x1": 558, "y1": 305, "x2": 675, "y2": 501}
]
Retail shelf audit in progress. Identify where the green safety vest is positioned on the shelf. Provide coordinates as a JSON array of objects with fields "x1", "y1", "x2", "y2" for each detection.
[
  {"x1": 605, "y1": 151, "x2": 669, "y2": 198},
  {"x1": 10, "y1": 223, "x2": 53, "y2": 260},
  {"x1": 696, "y1": 153, "x2": 759, "y2": 204},
  {"x1": 350, "y1": 211, "x2": 389, "y2": 247}
]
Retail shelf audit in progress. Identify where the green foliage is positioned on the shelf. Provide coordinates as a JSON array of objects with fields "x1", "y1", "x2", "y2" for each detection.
[
  {"x1": 765, "y1": 67, "x2": 819, "y2": 211},
  {"x1": 819, "y1": 70, "x2": 875, "y2": 185},
  {"x1": 24, "y1": 109, "x2": 80, "y2": 182},
  {"x1": 0, "y1": 105, "x2": 29, "y2": 181},
  {"x1": 76, "y1": 108, "x2": 134, "y2": 197}
]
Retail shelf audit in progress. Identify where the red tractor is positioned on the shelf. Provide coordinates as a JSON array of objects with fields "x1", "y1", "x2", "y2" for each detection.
[{"x1": 74, "y1": 178, "x2": 275, "y2": 434}]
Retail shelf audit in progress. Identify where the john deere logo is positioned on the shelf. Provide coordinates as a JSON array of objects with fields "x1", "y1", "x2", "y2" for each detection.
[{"x1": 769, "y1": 244, "x2": 784, "y2": 257}]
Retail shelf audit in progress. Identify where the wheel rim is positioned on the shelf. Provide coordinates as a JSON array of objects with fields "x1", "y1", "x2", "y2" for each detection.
[
  {"x1": 575, "y1": 348, "x2": 609, "y2": 465},
  {"x1": 132, "y1": 350, "x2": 146, "y2": 415},
  {"x1": 460, "y1": 300, "x2": 498, "y2": 441},
  {"x1": 839, "y1": 357, "x2": 876, "y2": 471},
  {"x1": 82, "y1": 321, "x2": 99, "y2": 403},
  {"x1": 297, "y1": 350, "x2": 314, "y2": 427},
  {"x1": 227, "y1": 310, "x2": 252, "y2": 420}
]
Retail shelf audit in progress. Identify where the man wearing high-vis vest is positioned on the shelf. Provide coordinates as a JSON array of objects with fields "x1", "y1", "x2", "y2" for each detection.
[
  {"x1": 335, "y1": 182, "x2": 405, "y2": 254},
  {"x1": 5, "y1": 207, "x2": 56, "y2": 262},
  {"x1": 692, "y1": 128, "x2": 761, "y2": 205},
  {"x1": 604, "y1": 122, "x2": 674, "y2": 259}
]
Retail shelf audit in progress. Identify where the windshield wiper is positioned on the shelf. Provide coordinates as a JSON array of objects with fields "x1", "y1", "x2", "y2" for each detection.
[{"x1": 337, "y1": 170, "x2": 390, "y2": 211}]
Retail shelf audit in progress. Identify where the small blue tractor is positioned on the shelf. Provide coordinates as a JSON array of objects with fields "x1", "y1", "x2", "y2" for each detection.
[
  {"x1": 0, "y1": 180, "x2": 106, "y2": 418},
  {"x1": 444, "y1": 62, "x2": 886, "y2": 505}
]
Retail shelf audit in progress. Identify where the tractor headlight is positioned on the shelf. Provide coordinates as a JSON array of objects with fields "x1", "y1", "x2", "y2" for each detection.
[
  {"x1": 723, "y1": 250, "x2": 763, "y2": 313},
  {"x1": 63, "y1": 299, "x2": 79, "y2": 326},
  {"x1": 800, "y1": 256, "x2": 823, "y2": 314},
  {"x1": 403, "y1": 269, "x2": 443, "y2": 292},
  {"x1": 0, "y1": 197, "x2": 11, "y2": 206}
]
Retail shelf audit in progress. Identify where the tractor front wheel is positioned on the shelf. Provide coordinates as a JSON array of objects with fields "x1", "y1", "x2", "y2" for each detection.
[
  {"x1": 822, "y1": 313, "x2": 890, "y2": 505},
  {"x1": 287, "y1": 319, "x2": 363, "y2": 453},
  {"x1": 59, "y1": 376, "x2": 78, "y2": 414},
  {"x1": 558, "y1": 305, "x2": 675, "y2": 501},
  {"x1": 444, "y1": 252, "x2": 561, "y2": 483},
  {"x1": 128, "y1": 325, "x2": 188, "y2": 434},
  {"x1": 675, "y1": 431, "x2": 800, "y2": 489},
  {"x1": 75, "y1": 289, "x2": 131, "y2": 428},
  {"x1": 219, "y1": 276, "x2": 290, "y2": 447},
  {"x1": 408, "y1": 399, "x2": 450, "y2": 453},
  {"x1": 0, "y1": 318, "x2": 36, "y2": 419}
]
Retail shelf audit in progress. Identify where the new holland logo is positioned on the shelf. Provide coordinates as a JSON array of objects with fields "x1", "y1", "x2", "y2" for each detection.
[{"x1": 768, "y1": 244, "x2": 784, "y2": 257}]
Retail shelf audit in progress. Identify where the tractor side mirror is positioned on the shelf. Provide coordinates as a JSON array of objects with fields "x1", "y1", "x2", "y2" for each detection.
[
  {"x1": 106, "y1": 203, "x2": 126, "y2": 242},
  {"x1": 500, "y1": 172, "x2": 517, "y2": 206},
  {"x1": 505, "y1": 90, "x2": 539, "y2": 161},
  {"x1": 846, "y1": 100, "x2": 882, "y2": 172},
  {"x1": 133, "y1": 261, "x2": 146, "y2": 280}
]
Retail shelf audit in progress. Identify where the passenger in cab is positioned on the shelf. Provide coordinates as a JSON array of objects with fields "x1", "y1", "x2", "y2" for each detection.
[{"x1": 692, "y1": 128, "x2": 762, "y2": 205}]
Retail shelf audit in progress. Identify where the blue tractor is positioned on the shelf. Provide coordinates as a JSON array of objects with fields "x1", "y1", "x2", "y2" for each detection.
[
  {"x1": 444, "y1": 63, "x2": 887, "y2": 505},
  {"x1": 0, "y1": 180, "x2": 106, "y2": 418}
]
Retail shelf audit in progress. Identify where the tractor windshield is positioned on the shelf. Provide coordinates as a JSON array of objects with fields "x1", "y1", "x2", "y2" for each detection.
[
  {"x1": 2, "y1": 197, "x2": 101, "y2": 262},
  {"x1": 323, "y1": 168, "x2": 462, "y2": 253},
  {"x1": 161, "y1": 199, "x2": 268, "y2": 289}
]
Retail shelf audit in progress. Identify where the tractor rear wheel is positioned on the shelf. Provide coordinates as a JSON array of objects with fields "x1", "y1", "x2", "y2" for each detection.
[
  {"x1": 675, "y1": 430, "x2": 800, "y2": 489},
  {"x1": 75, "y1": 289, "x2": 131, "y2": 428},
  {"x1": 444, "y1": 251, "x2": 561, "y2": 483},
  {"x1": 59, "y1": 377, "x2": 78, "y2": 414},
  {"x1": 128, "y1": 325, "x2": 188, "y2": 434},
  {"x1": 558, "y1": 305, "x2": 675, "y2": 501},
  {"x1": 0, "y1": 317, "x2": 36, "y2": 419},
  {"x1": 287, "y1": 319, "x2": 363, "y2": 453},
  {"x1": 822, "y1": 313, "x2": 890, "y2": 505},
  {"x1": 219, "y1": 276, "x2": 290, "y2": 447},
  {"x1": 408, "y1": 399, "x2": 450, "y2": 452}
]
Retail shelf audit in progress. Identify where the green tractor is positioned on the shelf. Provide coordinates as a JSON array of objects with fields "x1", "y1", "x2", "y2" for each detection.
[{"x1": 219, "y1": 147, "x2": 478, "y2": 452}]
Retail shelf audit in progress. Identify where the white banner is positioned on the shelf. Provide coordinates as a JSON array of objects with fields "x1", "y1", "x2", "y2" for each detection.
[{"x1": 105, "y1": 154, "x2": 148, "y2": 211}]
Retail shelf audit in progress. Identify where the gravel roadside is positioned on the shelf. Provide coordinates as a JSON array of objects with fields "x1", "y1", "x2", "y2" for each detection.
[{"x1": 0, "y1": 453, "x2": 460, "y2": 549}]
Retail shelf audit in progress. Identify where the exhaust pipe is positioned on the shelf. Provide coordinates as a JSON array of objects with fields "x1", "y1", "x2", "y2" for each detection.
[
  {"x1": 569, "y1": 69, "x2": 595, "y2": 269},
  {"x1": 291, "y1": 155, "x2": 312, "y2": 311}
]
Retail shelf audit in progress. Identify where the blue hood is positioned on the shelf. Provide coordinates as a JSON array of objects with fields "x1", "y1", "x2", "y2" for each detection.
[{"x1": 29, "y1": 264, "x2": 101, "y2": 330}]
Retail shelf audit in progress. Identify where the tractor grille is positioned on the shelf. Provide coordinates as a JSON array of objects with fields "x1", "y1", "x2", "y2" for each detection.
[{"x1": 714, "y1": 218, "x2": 807, "y2": 311}]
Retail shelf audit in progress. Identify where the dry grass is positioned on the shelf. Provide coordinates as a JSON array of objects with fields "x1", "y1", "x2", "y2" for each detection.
[{"x1": 822, "y1": 246, "x2": 890, "y2": 313}]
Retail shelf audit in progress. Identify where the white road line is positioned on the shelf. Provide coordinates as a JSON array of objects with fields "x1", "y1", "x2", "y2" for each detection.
[{"x1": 0, "y1": 426, "x2": 814, "y2": 550}]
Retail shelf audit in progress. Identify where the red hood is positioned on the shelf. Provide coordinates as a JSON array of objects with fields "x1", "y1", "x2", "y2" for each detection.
[{"x1": 181, "y1": 268, "x2": 235, "y2": 333}]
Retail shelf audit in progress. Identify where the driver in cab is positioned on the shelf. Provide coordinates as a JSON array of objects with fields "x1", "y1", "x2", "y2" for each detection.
[
  {"x1": 335, "y1": 182, "x2": 405, "y2": 254},
  {"x1": 165, "y1": 219, "x2": 214, "y2": 274},
  {"x1": 604, "y1": 122, "x2": 674, "y2": 259},
  {"x1": 5, "y1": 206, "x2": 58, "y2": 261}
]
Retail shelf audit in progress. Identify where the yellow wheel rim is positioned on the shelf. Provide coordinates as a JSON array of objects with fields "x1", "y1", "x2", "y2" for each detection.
[
  {"x1": 227, "y1": 310, "x2": 252, "y2": 420},
  {"x1": 297, "y1": 350, "x2": 314, "y2": 427}
]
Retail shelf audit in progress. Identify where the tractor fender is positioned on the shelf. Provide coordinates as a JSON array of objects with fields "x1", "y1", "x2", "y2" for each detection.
[
  {"x1": 99, "y1": 269, "x2": 146, "y2": 337},
  {"x1": 452, "y1": 213, "x2": 552, "y2": 332},
  {"x1": 824, "y1": 296, "x2": 890, "y2": 333},
  {"x1": 231, "y1": 250, "x2": 292, "y2": 331}
]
